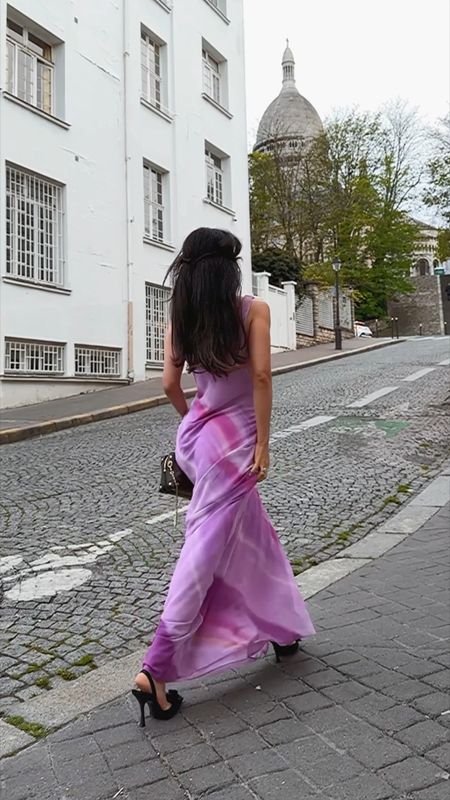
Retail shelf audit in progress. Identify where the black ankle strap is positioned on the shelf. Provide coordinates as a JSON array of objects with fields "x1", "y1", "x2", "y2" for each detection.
[{"x1": 140, "y1": 669, "x2": 156, "y2": 694}]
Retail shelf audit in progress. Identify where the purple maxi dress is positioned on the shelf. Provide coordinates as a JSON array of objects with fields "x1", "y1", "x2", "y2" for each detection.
[{"x1": 143, "y1": 296, "x2": 315, "y2": 682}]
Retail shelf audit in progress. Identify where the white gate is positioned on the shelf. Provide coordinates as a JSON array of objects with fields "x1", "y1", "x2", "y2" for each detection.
[
  {"x1": 268, "y1": 285, "x2": 289, "y2": 349},
  {"x1": 252, "y1": 272, "x2": 296, "y2": 350},
  {"x1": 296, "y1": 296, "x2": 314, "y2": 336}
]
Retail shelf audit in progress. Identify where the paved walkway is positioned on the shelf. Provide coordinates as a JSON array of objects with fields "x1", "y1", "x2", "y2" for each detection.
[
  {"x1": 2, "y1": 501, "x2": 448, "y2": 800},
  {"x1": 0, "y1": 338, "x2": 401, "y2": 442}
]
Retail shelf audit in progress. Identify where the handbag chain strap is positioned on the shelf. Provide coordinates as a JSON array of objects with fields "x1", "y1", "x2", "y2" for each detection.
[{"x1": 166, "y1": 455, "x2": 180, "y2": 527}]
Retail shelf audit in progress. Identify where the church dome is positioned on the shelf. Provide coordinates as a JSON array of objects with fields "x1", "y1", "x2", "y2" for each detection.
[{"x1": 254, "y1": 42, "x2": 323, "y2": 151}]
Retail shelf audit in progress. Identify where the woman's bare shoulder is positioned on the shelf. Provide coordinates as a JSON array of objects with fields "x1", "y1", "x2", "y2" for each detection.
[{"x1": 248, "y1": 297, "x2": 270, "y2": 319}]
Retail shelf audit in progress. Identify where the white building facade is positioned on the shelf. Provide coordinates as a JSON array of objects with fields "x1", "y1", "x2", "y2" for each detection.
[{"x1": 0, "y1": 0, "x2": 251, "y2": 408}]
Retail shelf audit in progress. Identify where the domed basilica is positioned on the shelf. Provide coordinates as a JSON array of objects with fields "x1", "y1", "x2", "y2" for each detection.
[{"x1": 254, "y1": 42, "x2": 323, "y2": 153}]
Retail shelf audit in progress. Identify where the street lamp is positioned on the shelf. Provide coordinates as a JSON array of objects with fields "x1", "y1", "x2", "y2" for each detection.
[{"x1": 332, "y1": 257, "x2": 342, "y2": 351}]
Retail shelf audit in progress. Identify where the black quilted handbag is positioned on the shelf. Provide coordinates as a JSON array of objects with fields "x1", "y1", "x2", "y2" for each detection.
[{"x1": 159, "y1": 452, "x2": 194, "y2": 501}]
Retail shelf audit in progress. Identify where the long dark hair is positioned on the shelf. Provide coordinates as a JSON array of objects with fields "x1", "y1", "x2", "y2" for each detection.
[{"x1": 166, "y1": 228, "x2": 247, "y2": 376}]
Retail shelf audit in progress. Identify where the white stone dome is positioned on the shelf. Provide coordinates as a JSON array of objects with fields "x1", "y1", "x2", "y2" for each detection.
[{"x1": 255, "y1": 42, "x2": 323, "y2": 150}]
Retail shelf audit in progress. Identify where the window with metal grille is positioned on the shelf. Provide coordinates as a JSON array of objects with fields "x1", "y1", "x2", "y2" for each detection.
[
  {"x1": 143, "y1": 163, "x2": 165, "y2": 242},
  {"x1": 5, "y1": 339, "x2": 64, "y2": 374},
  {"x1": 141, "y1": 30, "x2": 162, "y2": 110},
  {"x1": 6, "y1": 165, "x2": 65, "y2": 286},
  {"x1": 6, "y1": 19, "x2": 54, "y2": 114},
  {"x1": 75, "y1": 346, "x2": 121, "y2": 377},
  {"x1": 202, "y1": 49, "x2": 221, "y2": 104},
  {"x1": 146, "y1": 284, "x2": 170, "y2": 363},
  {"x1": 205, "y1": 149, "x2": 223, "y2": 206}
]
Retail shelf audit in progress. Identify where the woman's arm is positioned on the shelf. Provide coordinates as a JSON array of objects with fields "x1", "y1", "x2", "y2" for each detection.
[
  {"x1": 163, "y1": 326, "x2": 189, "y2": 418},
  {"x1": 248, "y1": 299, "x2": 272, "y2": 480}
]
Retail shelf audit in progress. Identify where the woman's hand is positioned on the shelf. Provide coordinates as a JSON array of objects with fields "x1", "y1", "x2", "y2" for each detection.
[{"x1": 251, "y1": 442, "x2": 270, "y2": 481}]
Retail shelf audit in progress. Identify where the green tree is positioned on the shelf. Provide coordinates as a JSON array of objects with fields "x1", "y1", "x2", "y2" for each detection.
[
  {"x1": 423, "y1": 114, "x2": 450, "y2": 224},
  {"x1": 437, "y1": 228, "x2": 450, "y2": 262},
  {"x1": 249, "y1": 122, "x2": 330, "y2": 262},
  {"x1": 249, "y1": 104, "x2": 422, "y2": 319},
  {"x1": 248, "y1": 151, "x2": 278, "y2": 254},
  {"x1": 252, "y1": 248, "x2": 301, "y2": 289},
  {"x1": 423, "y1": 115, "x2": 450, "y2": 263},
  {"x1": 320, "y1": 107, "x2": 420, "y2": 316},
  {"x1": 360, "y1": 211, "x2": 418, "y2": 318}
]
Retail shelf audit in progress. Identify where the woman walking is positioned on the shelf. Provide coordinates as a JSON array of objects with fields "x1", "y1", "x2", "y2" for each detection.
[{"x1": 133, "y1": 227, "x2": 315, "y2": 724}]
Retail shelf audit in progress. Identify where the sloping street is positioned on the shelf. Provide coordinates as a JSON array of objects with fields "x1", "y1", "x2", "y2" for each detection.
[{"x1": 0, "y1": 338, "x2": 449, "y2": 709}]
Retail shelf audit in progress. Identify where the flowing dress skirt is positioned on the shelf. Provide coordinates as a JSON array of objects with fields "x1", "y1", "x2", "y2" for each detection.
[{"x1": 143, "y1": 358, "x2": 315, "y2": 682}]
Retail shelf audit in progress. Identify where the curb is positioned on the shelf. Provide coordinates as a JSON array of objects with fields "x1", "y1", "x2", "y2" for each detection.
[
  {"x1": 0, "y1": 338, "x2": 404, "y2": 445},
  {"x1": 271, "y1": 338, "x2": 404, "y2": 377},
  {"x1": 0, "y1": 462, "x2": 448, "y2": 758}
]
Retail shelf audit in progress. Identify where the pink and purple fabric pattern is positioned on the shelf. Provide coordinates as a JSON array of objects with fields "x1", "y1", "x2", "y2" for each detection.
[{"x1": 143, "y1": 296, "x2": 315, "y2": 682}]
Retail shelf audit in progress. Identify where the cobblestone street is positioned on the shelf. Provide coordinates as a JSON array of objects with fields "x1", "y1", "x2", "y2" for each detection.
[{"x1": 0, "y1": 338, "x2": 449, "y2": 708}]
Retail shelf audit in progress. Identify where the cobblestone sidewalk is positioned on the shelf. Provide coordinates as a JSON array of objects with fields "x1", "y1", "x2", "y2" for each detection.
[{"x1": 2, "y1": 502, "x2": 449, "y2": 800}]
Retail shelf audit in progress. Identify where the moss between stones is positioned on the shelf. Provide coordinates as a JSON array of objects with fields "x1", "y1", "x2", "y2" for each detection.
[
  {"x1": 5, "y1": 715, "x2": 49, "y2": 739},
  {"x1": 382, "y1": 495, "x2": 402, "y2": 507},
  {"x1": 56, "y1": 668, "x2": 77, "y2": 681},
  {"x1": 72, "y1": 654, "x2": 96, "y2": 668},
  {"x1": 35, "y1": 676, "x2": 50, "y2": 690}
]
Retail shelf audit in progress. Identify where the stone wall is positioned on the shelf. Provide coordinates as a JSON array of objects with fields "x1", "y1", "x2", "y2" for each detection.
[{"x1": 388, "y1": 276, "x2": 444, "y2": 336}]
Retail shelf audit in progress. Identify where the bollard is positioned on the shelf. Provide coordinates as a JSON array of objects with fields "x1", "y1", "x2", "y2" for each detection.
[
  {"x1": 445, "y1": 321, "x2": 448, "y2": 336},
  {"x1": 395, "y1": 317, "x2": 399, "y2": 339},
  {"x1": 390, "y1": 317, "x2": 394, "y2": 339},
  {"x1": 375, "y1": 318, "x2": 379, "y2": 338},
  {"x1": 419, "y1": 324, "x2": 422, "y2": 336}
]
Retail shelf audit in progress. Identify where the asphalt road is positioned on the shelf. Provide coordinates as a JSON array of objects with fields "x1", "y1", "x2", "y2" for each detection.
[{"x1": 0, "y1": 337, "x2": 449, "y2": 709}]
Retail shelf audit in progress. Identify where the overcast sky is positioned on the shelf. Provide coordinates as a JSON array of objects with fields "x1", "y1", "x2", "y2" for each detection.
[{"x1": 244, "y1": 0, "x2": 450, "y2": 147}]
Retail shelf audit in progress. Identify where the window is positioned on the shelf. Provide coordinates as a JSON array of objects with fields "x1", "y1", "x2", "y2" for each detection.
[
  {"x1": 5, "y1": 339, "x2": 64, "y2": 374},
  {"x1": 143, "y1": 163, "x2": 165, "y2": 242},
  {"x1": 75, "y1": 346, "x2": 121, "y2": 377},
  {"x1": 6, "y1": 165, "x2": 65, "y2": 287},
  {"x1": 141, "y1": 29, "x2": 163, "y2": 110},
  {"x1": 203, "y1": 49, "x2": 221, "y2": 104},
  {"x1": 204, "y1": 0, "x2": 227, "y2": 16},
  {"x1": 146, "y1": 284, "x2": 170, "y2": 363},
  {"x1": 205, "y1": 149, "x2": 223, "y2": 206},
  {"x1": 6, "y1": 18, "x2": 54, "y2": 114}
]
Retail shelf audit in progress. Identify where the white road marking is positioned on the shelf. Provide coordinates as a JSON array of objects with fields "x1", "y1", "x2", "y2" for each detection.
[
  {"x1": 145, "y1": 508, "x2": 187, "y2": 525},
  {"x1": 2, "y1": 507, "x2": 187, "y2": 601},
  {"x1": 271, "y1": 415, "x2": 336, "y2": 442},
  {"x1": 5, "y1": 569, "x2": 92, "y2": 602},
  {"x1": 438, "y1": 358, "x2": 450, "y2": 366},
  {"x1": 109, "y1": 528, "x2": 134, "y2": 542},
  {"x1": 402, "y1": 367, "x2": 436, "y2": 382},
  {"x1": 3, "y1": 529, "x2": 135, "y2": 600},
  {"x1": 30, "y1": 547, "x2": 115, "y2": 572},
  {"x1": 0, "y1": 555, "x2": 23, "y2": 575},
  {"x1": 348, "y1": 387, "x2": 398, "y2": 408}
]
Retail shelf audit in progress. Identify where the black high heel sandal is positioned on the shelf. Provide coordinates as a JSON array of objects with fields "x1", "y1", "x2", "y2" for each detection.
[
  {"x1": 271, "y1": 640, "x2": 300, "y2": 663},
  {"x1": 132, "y1": 669, "x2": 183, "y2": 726}
]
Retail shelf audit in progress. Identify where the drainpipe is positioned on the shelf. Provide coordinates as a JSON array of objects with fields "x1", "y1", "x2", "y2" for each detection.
[{"x1": 122, "y1": 0, "x2": 134, "y2": 380}]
